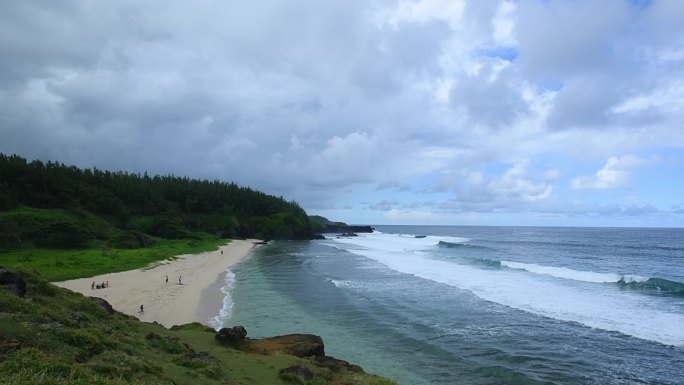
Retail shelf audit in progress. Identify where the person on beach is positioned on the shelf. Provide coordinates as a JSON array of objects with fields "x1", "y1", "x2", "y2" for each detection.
[
  {"x1": 139, "y1": 305, "x2": 144, "y2": 315},
  {"x1": 178, "y1": 276, "x2": 182, "y2": 285},
  {"x1": 221, "y1": 250, "x2": 223, "y2": 255},
  {"x1": 165, "y1": 275, "x2": 168, "y2": 283},
  {"x1": 91, "y1": 282, "x2": 95, "y2": 290}
]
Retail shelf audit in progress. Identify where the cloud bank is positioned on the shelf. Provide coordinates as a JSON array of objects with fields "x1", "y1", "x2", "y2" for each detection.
[{"x1": 1, "y1": 0, "x2": 683, "y2": 226}]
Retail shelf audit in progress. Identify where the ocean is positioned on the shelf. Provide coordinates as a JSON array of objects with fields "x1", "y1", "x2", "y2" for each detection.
[{"x1": 212, "y1": 226, "x2": 684, "y2": 385}]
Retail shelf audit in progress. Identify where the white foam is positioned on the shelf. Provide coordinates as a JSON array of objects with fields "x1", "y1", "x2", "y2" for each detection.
[
  {"x1": 334, "y1": 231, "x2": 469, "y2": 252},
  {"x1": 330, "y1": 279, "x2": 362, "y2": 289},
  {"x1": 332, "y1": 232, "x2": 684, "y2": 346},
  {"x1": 209, "y1": 269, "x2": 236, "y2": 330},
  {"x1": 500, "y1": 261, "x2": 649, "y2": 284}
]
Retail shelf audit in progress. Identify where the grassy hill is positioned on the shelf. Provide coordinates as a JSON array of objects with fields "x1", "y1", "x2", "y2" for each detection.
[{"x1": 0, "y1": 268, "x2": 396, "y2": 385}]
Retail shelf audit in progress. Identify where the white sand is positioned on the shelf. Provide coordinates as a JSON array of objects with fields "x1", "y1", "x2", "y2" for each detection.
[{"x1": 54, "y1": 240, "x2": 258, "y2": 328}]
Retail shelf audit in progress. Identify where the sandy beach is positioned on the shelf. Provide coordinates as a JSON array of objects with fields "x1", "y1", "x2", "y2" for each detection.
[{"x1": 54, "y1": 239, "x2": 259, "y2": 328}]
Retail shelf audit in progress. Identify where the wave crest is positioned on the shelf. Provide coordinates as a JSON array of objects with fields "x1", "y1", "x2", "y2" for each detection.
[
  {"x1": 437, "y1": 240, "x2": 484, "y2": 249},
  {"x1": 617, "y1": 278, "x2": 684, "y2": 297}
]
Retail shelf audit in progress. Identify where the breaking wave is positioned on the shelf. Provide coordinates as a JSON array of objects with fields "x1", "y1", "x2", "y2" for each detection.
[{"x1": 500, "y1": 261, "x2": 684, "y2": 297}]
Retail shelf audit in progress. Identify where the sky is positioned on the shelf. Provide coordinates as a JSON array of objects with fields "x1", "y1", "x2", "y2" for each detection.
[{"x1": 1, "y1": 0, "x2": 683, "y2": 227}]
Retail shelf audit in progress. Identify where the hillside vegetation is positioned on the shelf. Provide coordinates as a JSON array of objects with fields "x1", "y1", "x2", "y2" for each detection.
[
  {"x1": 0, "y1": 268, "x2": 397, "y2": 385},
  {"x1": 0, "y1": 153, "x2": 313, "y2": 251}
]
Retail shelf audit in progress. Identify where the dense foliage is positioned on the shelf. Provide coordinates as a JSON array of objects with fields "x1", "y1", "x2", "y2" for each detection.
[{"x1": 0, "y1": 154, "x2": 313, "y2": 249}]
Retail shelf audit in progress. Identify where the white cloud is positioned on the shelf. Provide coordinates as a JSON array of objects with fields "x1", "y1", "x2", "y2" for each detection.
[
  {"x1": 571, "y1": 154, "x2": 660, "y2": 190},
  {"x1": 433, "y1": 160, "x2": 553, "y2": 212},
  {"x1": 1, "y1": 0, "x2": 683, "y2": 226},
  {"x1": 387, "y1": 0, "x2": 466, "y2": 28},
  {"x1": 492, "y1": 0, "x2": 516, "y2": 45},
  {"x1": 484, "y1": 160, "x2": 553, "y2": 203}
]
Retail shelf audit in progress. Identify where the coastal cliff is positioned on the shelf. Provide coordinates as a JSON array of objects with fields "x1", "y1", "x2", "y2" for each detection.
[{"x1": 309, "y1": 215, "x2": 374, "y2": 236}]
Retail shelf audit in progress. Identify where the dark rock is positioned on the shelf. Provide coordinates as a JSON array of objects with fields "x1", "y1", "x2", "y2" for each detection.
[
  {"x1": 312, "y1": 234, "x2": 326, "y2": 240},
  {"x1": 215, "y1": 326, "x2": 247, "y2": 346},
  {"x1": 0, "y1": 269, "x2": 26, "y2": 297},
  {"x1": 278, "y1": 334, "x2": 324, "y2": 357},
  {"x1": 324, "y1": 225, "x2": 374, "y2": 233},
  {"x1": 89, "y1": 297, "x2": 114, "y2": 315},
  {"x1": 315, "y1": 356, "x2": 364, "y2": 373},
  {"x1": 338, "y1": 232, "x2": 358, "y2": 237},
  {"x1": 244, "y1": 334, "x2": 325, "y2": 358},
  {"x1": 279, "y1": 365, "x2": 314, "y2": 382}
]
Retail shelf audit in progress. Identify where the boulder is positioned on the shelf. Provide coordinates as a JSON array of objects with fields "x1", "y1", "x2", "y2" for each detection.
[
  {"x1": 0, "y1": 269, "x2": 27, "y2": 297},
  {"x1": 215, "y1": 326, "x2": 247, "y2": 346},
  {"x1": 243, "y1": 334, "x2": 325, "y2": 358},
  {"x1": 315, "y1": 355, "x2": 364, "y2": 373}
]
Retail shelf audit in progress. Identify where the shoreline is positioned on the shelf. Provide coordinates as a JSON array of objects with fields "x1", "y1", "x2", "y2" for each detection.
[
  {"x1": 54, "y1": 239, "x2": 259, "y2": 328},
  {"x1": 197, "y1": 270, "x2": 232, "y2": 328}
]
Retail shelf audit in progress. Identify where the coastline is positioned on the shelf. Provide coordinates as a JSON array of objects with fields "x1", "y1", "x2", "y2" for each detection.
[
  {"x1": 54, "y1": 239, "x2": 259, "y2": 328},
  {"x1": 198, "y1": 269, "x2": 233, "y2": 328}
]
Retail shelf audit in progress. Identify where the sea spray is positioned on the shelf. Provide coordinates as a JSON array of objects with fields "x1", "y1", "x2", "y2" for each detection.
[
  {"x1": 333, "y1": 231, "x2": 684, "y2": 346},
  {"x1": 500, "y1": 260, "x2": 650, "y2": 284}
]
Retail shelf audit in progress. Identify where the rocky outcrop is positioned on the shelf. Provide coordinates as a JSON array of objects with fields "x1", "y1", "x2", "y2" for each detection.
[
  {"x1": 315, "y1": 356, "x2": 364, "y2": 372},
  {"x1": 0, "y1": 268, "x2": 26, "y2": 297},
  {"x1": 243, "y1": 334, "x2": 325, "y2": 357},
  {"x1": 324, "y1": 225, "x2": 374, "y2": 234},
  {"x1": 215, "y1": 326, "x2": 248, "y2": 346},
  {"x1": 218, "y1": 326, "x2": 366, "y2": 373}
]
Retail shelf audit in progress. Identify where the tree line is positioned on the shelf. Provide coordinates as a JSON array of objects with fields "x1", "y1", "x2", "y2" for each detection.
[{"x1": 0, "y1": 153, "x2": 313, "y2": 248}]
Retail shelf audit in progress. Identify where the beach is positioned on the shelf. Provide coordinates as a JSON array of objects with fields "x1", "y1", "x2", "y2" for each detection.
[{"x1": 55, "y1": 239, "x2": 258, "y2": 328}]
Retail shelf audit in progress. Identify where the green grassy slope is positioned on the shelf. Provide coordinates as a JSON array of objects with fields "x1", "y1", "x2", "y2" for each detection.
[
  {"x1": 0, "y1": 268, "x2": 397, "y2": 385},
  {"x1": 0, "y1": 237, "x2": 227, "y2": 282}
]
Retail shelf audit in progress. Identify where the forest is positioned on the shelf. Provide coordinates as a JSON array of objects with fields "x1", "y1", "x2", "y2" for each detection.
[{"x1": 0, "y1": 153, "x2": 313, "y2": 249}]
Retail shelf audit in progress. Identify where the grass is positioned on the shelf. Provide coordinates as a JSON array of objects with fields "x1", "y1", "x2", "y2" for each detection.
[
  {"x1": 0, "y1": 269, "x2": 398, "y2": 385},
  {"x1": 0, "y1": 238, "x2": 228, "y2": 281}
]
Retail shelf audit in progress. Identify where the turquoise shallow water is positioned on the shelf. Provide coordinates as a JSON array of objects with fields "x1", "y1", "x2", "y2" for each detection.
[{"x1": 217, "y1": 226, "x2": 684, "y2": 385}]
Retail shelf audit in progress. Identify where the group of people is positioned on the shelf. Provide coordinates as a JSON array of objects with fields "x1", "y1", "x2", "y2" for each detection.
[{"x1": 91, "y1": 281, "x2": 109, "y2": 290}]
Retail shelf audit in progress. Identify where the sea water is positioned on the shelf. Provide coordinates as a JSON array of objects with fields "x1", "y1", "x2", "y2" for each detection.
[{"x1": 214, "y1": 226, "x2": 684, "y2": 385}]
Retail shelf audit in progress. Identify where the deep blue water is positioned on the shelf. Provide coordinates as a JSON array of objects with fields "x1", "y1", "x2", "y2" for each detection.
[{"x1": 216, "y1": 226, "x2": 684, "y2": 385}]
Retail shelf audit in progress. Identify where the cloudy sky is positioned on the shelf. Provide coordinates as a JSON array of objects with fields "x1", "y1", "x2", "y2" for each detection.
[{"x1": 1, "y1": 0, "x2": 683, "y2": 227}]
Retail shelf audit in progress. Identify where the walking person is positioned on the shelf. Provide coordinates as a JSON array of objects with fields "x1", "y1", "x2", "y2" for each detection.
[
  {"x1": 165, "y1": 275, "x2": 168, "y2": 283},
  {"x1": 178, "y1": 275, "x2": 182, "y2": 285},
  {"x1": 139, "y1": 305, "x2": 144, "y2": 315}
]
